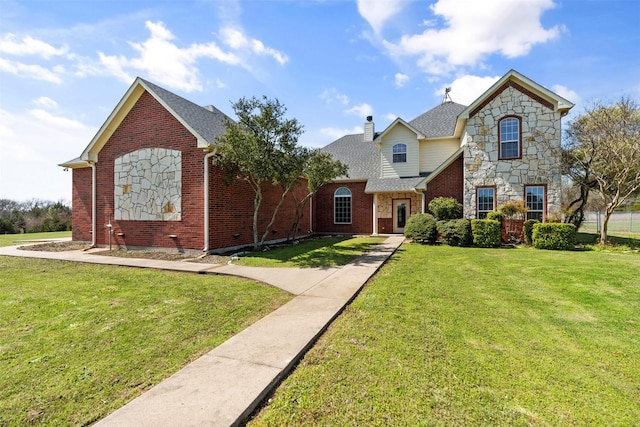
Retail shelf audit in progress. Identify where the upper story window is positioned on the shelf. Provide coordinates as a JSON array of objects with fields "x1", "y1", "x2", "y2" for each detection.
[
  {"x1": 392, "y1": 143, "x2": 407, "y2": 163},
  {"x1": 334, "y1": 187, "x2": 352, "y2": 224},
  {"x1": 499, "y1": 116, "x2": 521, "y2": 159}
]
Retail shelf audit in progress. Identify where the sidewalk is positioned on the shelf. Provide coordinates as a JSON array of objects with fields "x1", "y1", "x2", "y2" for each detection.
[{"x1": 0, "y1": 235, "x2": 404, "y2": 426}]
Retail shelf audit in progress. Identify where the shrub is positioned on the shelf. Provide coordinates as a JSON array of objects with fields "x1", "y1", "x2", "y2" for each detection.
[
  {"x1": 532, "y1": 223, "x2": 576, "y2": 250},
  {"x1": 404, "y1": 213, "x2": 437, "y2": 243},
  {"x1": 471, "y1": 219, "x2": 501, "y2": 248},
  {"x1": 523, "y1": 219, "x2": 540, "y2": 245},
  {"x1": 486, "y1": 211, "x2": 505, "y2": 222},
  {"x1": 438, "y1": 219, "x2": 472, "y2": 247},
  {"x1": 428, "y1": 197, "x2": 463, "y2": 221},
  {"x1": 498, "y1": 200, "x2": 528, "y2": 218}
]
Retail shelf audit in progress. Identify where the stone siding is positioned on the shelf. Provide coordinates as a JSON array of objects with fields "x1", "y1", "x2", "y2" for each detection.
[{"x1": 463, "y1": 86, "x2": 563, "y2": 219}]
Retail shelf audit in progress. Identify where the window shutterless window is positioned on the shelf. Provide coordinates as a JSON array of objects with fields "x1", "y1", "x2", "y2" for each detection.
[
  {"x1": 334, "y1": 187, "x2": 352, "y2": 224},
  {"x1": 499, "y1": 116, "x2": 521, "y2": 159},
  {"x1": 525, "y1": 185, "x2": 545, "y2": 221},
  {"x1": 476, "y1": 187, "x2": 495, "y2": 219},
  {"x1": 392, "y1": 143, "x2": 407, "y2": 163}
]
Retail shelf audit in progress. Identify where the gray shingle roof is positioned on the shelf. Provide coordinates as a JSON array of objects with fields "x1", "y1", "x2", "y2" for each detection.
[
  {"x1": 365, "y1": 176, "x2": 425, "y2": 193},
  {"x1": 321, "y1": 133, "x2": 380, "y2": 181},
  {"x1": 321, "y1": 102, "x2": 467, "y2": 192},
  {"x1": 140, "y1": 78, "x2": 233, "y2": 145},
  {"x1": 409, "y1": 101, "x2": 467, "y2": 138}
]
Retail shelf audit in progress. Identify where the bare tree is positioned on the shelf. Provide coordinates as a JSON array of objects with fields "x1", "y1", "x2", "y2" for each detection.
[{"x1": 564, "y1": 98, "x2": 640, "y2": 243}]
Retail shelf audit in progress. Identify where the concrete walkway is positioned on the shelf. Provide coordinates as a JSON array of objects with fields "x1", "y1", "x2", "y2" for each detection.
[{"x1": 0, "y1": 235, "x2": 404, "y2": 426}]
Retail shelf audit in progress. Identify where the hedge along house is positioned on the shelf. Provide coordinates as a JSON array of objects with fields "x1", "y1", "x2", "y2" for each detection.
[
  {"x1": 313, "y1": 70, "x2": 574, "y2": 235},
  {"x1": 60, "y1": 78, "x2": 310, "y2": 253}
]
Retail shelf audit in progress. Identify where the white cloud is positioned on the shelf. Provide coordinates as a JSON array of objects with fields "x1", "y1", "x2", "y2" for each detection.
[
  {"x1": 394, "y1": 72, "x2": 410, "y2": 87},
  {"x1": 219, "y1": 27, "x2": 288, "y2": 65},
  {"x1": 320, "y1": 126, "x2": 364, "y2": 140},
  {"x1": 383, "y1": 112, "x2": 397, "y2": 121},
  {"x1": 437, "y1": 74, "x2": 501, "y2": 105},
  {"x1": 0, "y1": 34, "x2": 68, "y2": 58},
  {"x1": 552, "y1": 84, "x2": 580, "y2": 104},
  {"x1": 0, "y1": 107, "x2": 95, "y2": 201},
  {"x1": 346, "y1": 103, "x2": 373, "y2": 118},
  {"x1": 94, "y1": 21, "x2": 242, "y2": 92},
  {"x1": 357, "y1": 0, "x2": 407, "y2": 34},
  {"x1": 90, "y1": 21, "x2": 287, "y2": 92},
  {"x1": 383, "y1": 0, "x2": 562, "y2": 76},
  {"x1": 34, "y1": 96, "x2": 59, "y2": 109},
  {"x1": 0, "y1": 57, "x2": 64, "y2": 84},
  {"x1": 320, "y1": 88, "x2": 350, "y2": 105}
]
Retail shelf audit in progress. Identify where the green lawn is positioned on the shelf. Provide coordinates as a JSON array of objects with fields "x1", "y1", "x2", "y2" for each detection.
[
  {"x1": 0, "y1": 231, "x2": 71, "y2": 247},
  {"x1": 0, "y1": 257, "x2": 292, "y2": 426},
  {"x1": 235, "y1": 236, "x2": 386, "y2": 267},
  {"x1": 250, "y1": 244, "x2": 640, "y2": 426}
]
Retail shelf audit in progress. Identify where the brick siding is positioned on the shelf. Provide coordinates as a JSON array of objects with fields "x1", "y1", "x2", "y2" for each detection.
[
  {"x1": 77, "y1": 90, "x2": 310, "y2": 252},
  {"x1": 313, "y1": 181, "x2": 373, "y2": 234}
]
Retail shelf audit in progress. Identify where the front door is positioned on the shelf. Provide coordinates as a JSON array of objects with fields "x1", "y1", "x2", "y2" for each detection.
[{"x1": 393, "y1": 199, "x2": 409, "y2": 233}]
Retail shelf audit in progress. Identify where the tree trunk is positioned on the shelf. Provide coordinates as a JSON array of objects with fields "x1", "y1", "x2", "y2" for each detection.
[
  {"x1": 259, "y1": 188, "x2": 289, "y2": 248},
  {"x1": 253, "y1": 188, "x2": 262, "y2": 250}
]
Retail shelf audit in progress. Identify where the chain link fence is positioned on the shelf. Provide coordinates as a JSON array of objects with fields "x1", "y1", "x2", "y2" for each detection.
[{"x1": 581, "y1": 212, "x2": 640, "y2": 234}]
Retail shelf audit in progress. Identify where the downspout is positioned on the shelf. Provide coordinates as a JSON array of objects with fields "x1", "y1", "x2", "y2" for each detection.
[
  {"x1": 309, "y1": 195, "x2": 313, "y2": 233},
  {"x1": 203, "y1": 150, "x2": 216, "y2": 252},
  {"x1": 89, "y1": 161, "x2": 97, "y2": 247},
  {"x1": 373, "y1": 194, "x2": 378, "y2": 235}
]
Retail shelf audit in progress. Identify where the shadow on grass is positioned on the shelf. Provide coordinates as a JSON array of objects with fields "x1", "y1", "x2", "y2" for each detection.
[
  {"x1": 239, "y1": 237, "x2": 385, "y2": 268},
  {"x1": 576, "y1": 232, "x2": 640, "y2": 251}
]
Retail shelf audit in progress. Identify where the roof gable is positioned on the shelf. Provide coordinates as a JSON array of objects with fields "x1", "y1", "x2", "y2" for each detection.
[
  {"x1": 64, "y1": 78, "x2": 231, "y2": 166},
  {"x1": 459, "y1": 69, "x2": 574, "y2": 119},
  {"x1": 376, "y1": 118, "x2": 425, "y2": 143}
]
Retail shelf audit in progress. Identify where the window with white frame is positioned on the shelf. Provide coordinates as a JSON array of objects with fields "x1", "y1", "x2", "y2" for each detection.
[
  {"x1": 334, "y1": 187, "x2": 352, "y2": 224},
  {"x1": 499, "y1": 116, "x2": 521, "y2": 159},
  {"x1": 476, "y1": 187, "x2": 495, "y2": 219},
  {"x1": 392, "y1": 143, "x2": 407, "y2": 163},
  {"x1": 525, "y1": 185, "x2": 545, "y2": 221}
]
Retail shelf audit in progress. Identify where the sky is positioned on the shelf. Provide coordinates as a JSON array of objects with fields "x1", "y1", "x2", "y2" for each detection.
[{"x1": 1, "y1": 0, "x2": 639, "y2": 203}]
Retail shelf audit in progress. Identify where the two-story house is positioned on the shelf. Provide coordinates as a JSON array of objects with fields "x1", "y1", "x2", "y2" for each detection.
[
  {"x1": 312, "y1": 70, "x2": 574, "y2": 235},
  {"x1": 61, "y1": 69, "x2": 572, "y2": 252}
]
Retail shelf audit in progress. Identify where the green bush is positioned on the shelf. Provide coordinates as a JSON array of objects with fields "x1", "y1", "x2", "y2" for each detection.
[
  {"x1": 437, "y1": 219, "x2": 472, "y2": 247},
  {"x1": 532, "y1": 223, "x2": 576, "y2": 250},
  {"x1": 404, "y1": 213, "x2": 437, "y2": 243},
  {"x1": 428, "y1": 197, "x2": 463, "y2": 221},
  {"x1": 486, "y1": 211, "x2": 505, "y2": 222},
  {"x1": 523, "y1": 219, "x2": 540, "y2": 245},
  {"x1": 471, "y1": 219, "x2": 501, "y2": 248}
]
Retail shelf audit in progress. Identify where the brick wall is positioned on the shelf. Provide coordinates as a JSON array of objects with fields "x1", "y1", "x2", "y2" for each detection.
[
  {"x1": 71, "y1": 167, "x2": 92, "y2": 242},
  {"x1": 78, "y1": 90, "x2": 311, "y2": 252},
  {"x1": 207, "y1": 168, "x2": 311, "y2": 250},
  {"x1": 313, "y1": 181, "x2": 373, "y2": 234},
  {"x1": 424, "y1": 154, "x2": 464, "y2": 211}
]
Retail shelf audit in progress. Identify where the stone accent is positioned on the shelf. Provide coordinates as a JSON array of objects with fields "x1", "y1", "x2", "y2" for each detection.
[
  {"x1": 114, "y1": 148, "x2": 182, "y2": 221},
  {"x1": 376, "y1": 192, "x2": 422, "y2": 220},
  {"x1": 463, "y1": 86, "x2": 563, "y2": 219}
]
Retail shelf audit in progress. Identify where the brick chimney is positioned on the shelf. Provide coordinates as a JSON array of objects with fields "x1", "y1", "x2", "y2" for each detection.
[{"x1": 364, "y1": 116, "x2": 374, "y2": 142}]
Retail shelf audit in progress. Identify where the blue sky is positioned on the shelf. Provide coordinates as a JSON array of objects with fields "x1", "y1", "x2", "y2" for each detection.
[{"x1": 1, "y1": 0, "x2": 638, "y2": 202}]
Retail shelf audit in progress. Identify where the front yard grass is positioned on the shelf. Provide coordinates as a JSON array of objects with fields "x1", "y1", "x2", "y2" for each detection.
[
  {"x1": 234, "y1": 236, "x2": 386, "y2": 268},
  {"x1": 0, "y1": 231, "x2": 71, "y2": 247},
  {"x1": 0, "y1": 257, "x2": 292, "y2": 426},
  {"x1": 250, "y1": 244, "x2": 640, "y2": 426}
]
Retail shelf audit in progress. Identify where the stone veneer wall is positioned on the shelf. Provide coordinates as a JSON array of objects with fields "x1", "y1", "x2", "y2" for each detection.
[
  {"x1": 463, "y1": 86, "x2": 563, "y2": 219},
  {"x1": 114, "y1": 148, "x2": 182, "y2": 221},
  {"x1": 376, "y1": 192, "x2": 422, "y2": 220}
]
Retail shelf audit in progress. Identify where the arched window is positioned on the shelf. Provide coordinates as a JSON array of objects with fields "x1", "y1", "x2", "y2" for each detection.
[
  {"x1": 392, "y1": 143, "x2": 407, "y2": 163},
  {"x1": 334, "y1": 187, "x2": 352, "y2": 224},
  {"x1": 499, "y1": 116, "x2": 521, "y2": 159}
]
